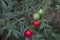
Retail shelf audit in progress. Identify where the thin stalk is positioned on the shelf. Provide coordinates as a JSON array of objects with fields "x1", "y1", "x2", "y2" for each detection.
[{"x1": 25, "y1": 38, "x2": 29, "y2": 40}]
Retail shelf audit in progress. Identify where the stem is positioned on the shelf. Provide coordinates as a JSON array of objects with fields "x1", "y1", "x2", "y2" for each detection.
[
  {"x1": 25, "y1": 38, "x2": 29, "y2": 40},
  {"x1": 44, "y1": 27, "x2": 49, "y2": 40}
]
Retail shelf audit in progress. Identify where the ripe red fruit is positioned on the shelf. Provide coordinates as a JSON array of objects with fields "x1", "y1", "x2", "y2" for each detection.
[
  {"x1": 24, "y1": 29, "x2": 32, "y2": 38},
  {"x1": 33, "y1": 20, "x2": 39, "y2": 27}
]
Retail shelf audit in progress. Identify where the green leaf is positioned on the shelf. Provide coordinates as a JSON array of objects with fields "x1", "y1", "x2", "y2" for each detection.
[
  {"x1": 1, "y1": 0, "x2": 7, "y2": 8},
  {"x1": 42, "y1": 19, "x2": 47, "y2": 22},
  {"x1": 5, "y1": 0, "x2": 12, "y2": 4},
  {"x1": 1, "y1": 27, "x2": 7, "y2": 30},
  {"x1": 8, "y1": 1, "x2": 15, "y2": 10},
  {"x1": 56, "y1": 5, "x2": 60, "y2": 10},
  {"x1": 41, "y1": 39, "x2": 46, "y2": 40},
  {"x1": 13, "y1": 30, "x2": 19, "y2": 39},
  {"x1": 5, "y1": 30, "x2": 12, "y2": 40},
  {"x1": 35, "y1": 34, "x2": 43, "y2": 38},
  {"x1": 56, "y1": 34, "x2": 60, "y2": 40},
  {"x1": 40, "y1": 24, "x2": 45, "y2": 29},
  {"x1": 45, "y1": 24, "x2": 51, "y2": 28},
  {"x1": 51, "y1": 33, "x2": 56, "y2": 37},
  {"x1": 4, "y1": 12, "x2": 11, "y2": 17},
  {"x1": 57, "y1": 0, "x2": 60, "y2": 3},
  {"x1": 16, "y1": 30, "x2": 22, "y2": 36}
]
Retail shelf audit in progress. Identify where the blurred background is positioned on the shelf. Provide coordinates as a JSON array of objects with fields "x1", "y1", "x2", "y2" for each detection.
[{"x1": 0, "y1": 0, "x2": 60, "y2": 40}]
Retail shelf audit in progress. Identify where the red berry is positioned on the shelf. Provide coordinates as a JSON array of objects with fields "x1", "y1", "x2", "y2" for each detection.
[
  {"x1": 33, "y1": 20, "x2": 39, "y2": 27},
  {"x1": 24, "y1": 29, "x2": 32, "y2": 38}
]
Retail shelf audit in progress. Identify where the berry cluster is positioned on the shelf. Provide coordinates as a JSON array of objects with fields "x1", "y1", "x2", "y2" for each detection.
[
  {"x1": 33, "y1": 8, "x2": 43, "y2": 27},
  {"x1": 24, "y1": 9, "x2": 43, "y2": 38}
]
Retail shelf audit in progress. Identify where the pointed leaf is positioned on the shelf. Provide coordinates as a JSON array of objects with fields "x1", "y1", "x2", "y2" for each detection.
[
  {"x1": 1, "y1": 0, "x2": 7, "y2": 8},
  {"x1": 5, "y1": 30, "x2": 12, "y2": 40},
  {"x1": 40, "y1": 24, "x2": 45, "y2": 29},
  {"x1": 13, "y1": 30, "x2": 19, "y2": 39},
  {"x1": 16, "y1": 30, "x2": 22, "y2": 36}
]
